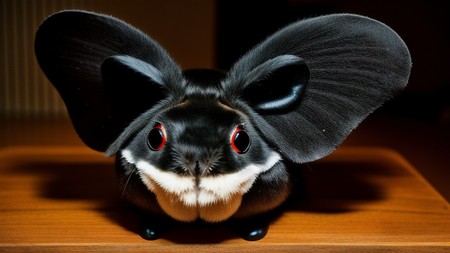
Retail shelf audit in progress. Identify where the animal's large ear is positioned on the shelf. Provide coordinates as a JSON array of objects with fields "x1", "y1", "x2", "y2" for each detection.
[
  {"x1": 35, "y1": 10, "x2": 184, "y2": 152},
  {"x1": 222, "y1": 14, "x2": 411, "y2": 163}
]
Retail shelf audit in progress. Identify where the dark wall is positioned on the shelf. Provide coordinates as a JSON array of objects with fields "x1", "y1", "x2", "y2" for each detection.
[{"x1": 216, "y1": 0, "x2": 450, "y2": 123}]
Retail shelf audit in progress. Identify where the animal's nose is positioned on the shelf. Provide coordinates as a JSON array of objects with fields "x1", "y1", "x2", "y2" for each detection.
[
  {"x1": 194, "y1": 161, "x2": 201, "y2": 176},
  {"x1": 185, "y1": 159, "x2": 201, "y2": 177}
]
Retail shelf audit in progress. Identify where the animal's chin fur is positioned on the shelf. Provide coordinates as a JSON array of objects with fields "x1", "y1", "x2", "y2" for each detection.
[
  {"x1": 142, "y1": 174, "x2": 243, "y2": 222},
  {"x1": 120, "y1": 149, "x2": 285, "y2": 222}
]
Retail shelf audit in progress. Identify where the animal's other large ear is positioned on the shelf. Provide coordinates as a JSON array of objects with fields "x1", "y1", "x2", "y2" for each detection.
[
  {"x1": 35, "y1": 10, "x2": 184, "y2": 152},
  {"x1": 222, "y1": 14, "x2": 411, "y2": 163}
]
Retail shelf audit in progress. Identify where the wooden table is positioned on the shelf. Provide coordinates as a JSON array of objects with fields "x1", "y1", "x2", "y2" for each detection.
[{"x1": 0, "y1": 146, "x2": 449, "y2": 252}]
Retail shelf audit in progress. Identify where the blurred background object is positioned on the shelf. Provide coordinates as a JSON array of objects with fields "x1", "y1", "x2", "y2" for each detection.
[{"x1": 0, "y1": 0, "x2": 449, "y2": 200}]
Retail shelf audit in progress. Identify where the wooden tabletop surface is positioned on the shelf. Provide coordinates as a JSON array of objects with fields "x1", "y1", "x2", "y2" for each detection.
[{"x1": 0, "y1": 146, "x2": 449, "y2": 252}]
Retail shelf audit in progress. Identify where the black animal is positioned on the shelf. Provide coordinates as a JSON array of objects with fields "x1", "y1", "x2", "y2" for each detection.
[{"x1": 35, "y1": 10, "x2": 411, "y2": 240}]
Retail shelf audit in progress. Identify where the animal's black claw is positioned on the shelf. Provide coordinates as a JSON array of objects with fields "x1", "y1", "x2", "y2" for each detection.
[
  {"x1": 140, "y1": 225, "x2": 163, "y2": 240},
  {"x1": 230, "y1": 218, "x2": 270, "y2": 241},
  {"x1": 239, "y1": 224, "x2": 269, "y2": 241},
  {"x1": 138, "y1": 216, "x2": 171, "y2": 240}
]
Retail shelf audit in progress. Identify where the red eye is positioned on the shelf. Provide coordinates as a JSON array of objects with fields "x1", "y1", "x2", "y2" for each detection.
[
  {"x1": 148, "y1": 123, "x2": 166, "y2": 151},
  {"x1": 231, "y1": 125, "x2": 250, "y2": 154}
]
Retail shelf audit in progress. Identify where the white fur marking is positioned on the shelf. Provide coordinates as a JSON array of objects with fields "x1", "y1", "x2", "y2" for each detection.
[
  {"x1": 121, "y1": 150, "x2": 195, "y2": 195},
  {"x1": 199, "y1": 151, "x2": 281, "y2": 204},
  {"x1": 121, "y1": 149, "x2": 282, "y2": 207},
  {"x1": 139, "y1": 173, "x2": 156, "y2": 191},
  {"x1": 181, "y1": 191, "x2": 197, "y2": 206},
  {"x1": 121, "y1": 149, "x2": 136, "y2": 164},
  {"x1": 198, "y1": 190, "x2": 217, "y2": 205},
  {"x1": 136, "y1": 160, "x2": 195, "y2": 195}
]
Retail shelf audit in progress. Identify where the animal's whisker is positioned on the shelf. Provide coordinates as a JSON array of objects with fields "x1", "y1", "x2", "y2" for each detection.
[{"x1": 121, "y1": 167, "x2": 137, "y2": 199}]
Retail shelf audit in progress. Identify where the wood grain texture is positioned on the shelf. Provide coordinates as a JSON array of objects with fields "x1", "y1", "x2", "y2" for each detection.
[{"x1": 0, "y1": 146, "x2": 449, "y2": 252}]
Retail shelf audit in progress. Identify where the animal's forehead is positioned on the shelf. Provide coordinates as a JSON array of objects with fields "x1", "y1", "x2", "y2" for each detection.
[{"x1": 164, "y1": 100, "x2": 241, "y2": 126}]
